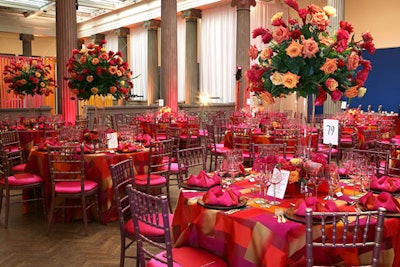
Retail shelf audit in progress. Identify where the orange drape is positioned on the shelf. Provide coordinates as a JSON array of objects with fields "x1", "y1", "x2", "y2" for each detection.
[{"x1": 0, "y1": 55, "x2": 56, "y2": 114}]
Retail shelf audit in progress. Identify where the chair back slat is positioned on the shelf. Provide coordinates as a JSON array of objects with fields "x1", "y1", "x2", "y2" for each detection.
[{"x1": 305, "y1": 207, "x2": 386, "y2": 267}]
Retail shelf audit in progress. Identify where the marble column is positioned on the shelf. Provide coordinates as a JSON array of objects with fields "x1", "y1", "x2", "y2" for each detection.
[
  {"x1": 161, "y1": 0, "x2": 178, "y2": 112},
  {"x1": 115, "y1": 27, "x2": 130, "y2": 106},
  {"x1": 115, "y1": 27, "x2": 129, "y2": 62},
  {"x1": 91, "y1": 34, "x2": 105, "y2": 45},
  {"x1": 19, "y1": 34, "x2": 34, "y2": 56},
  {"x1": 182, "y1": 9, "x2": 201, "y2": 105},
  {"x1": 231, "y1": 0, "x2": 256, "y2": 110},
  {"x1": 324, "y1": 0, "x2": 345, "y2": 115},
  {"x1": 56, "y1": 0, "x2": 77, "y2": 123},
  {"x1": 144, "y1": 19, "x2": 161, "y2": 105}
]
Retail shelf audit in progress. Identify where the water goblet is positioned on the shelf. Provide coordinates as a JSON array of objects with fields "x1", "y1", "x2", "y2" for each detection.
[{"x1": 269, "y1": 168, "x2": 282, "y2": 206}]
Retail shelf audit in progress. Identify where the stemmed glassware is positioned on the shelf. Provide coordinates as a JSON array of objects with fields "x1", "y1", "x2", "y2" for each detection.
[
  {"x1": 269, "y1": 167, "x2": 282, "y2": 206},
  {"x1": 325, "y1": 163, "x2": 340, "y2": 200},
  {"x1": 309, "y1": 166, "x2": 325, "y2": 198}
]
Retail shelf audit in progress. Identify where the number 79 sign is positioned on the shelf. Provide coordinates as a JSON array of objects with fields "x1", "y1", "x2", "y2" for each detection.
[{"x1": 323, "y1": 119, "x2": 339, "y2": 145}]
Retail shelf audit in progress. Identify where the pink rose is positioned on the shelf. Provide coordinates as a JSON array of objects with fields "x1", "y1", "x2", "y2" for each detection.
[
  {"x1": 302, "y1": 37, "x2": 319, "y2": 58},
  {"x1": 272, "y1": 26, "x2": 290, "y2": 44},
  {"x1": 325, "y1": 78, "x2": 338, "y2": 91}
]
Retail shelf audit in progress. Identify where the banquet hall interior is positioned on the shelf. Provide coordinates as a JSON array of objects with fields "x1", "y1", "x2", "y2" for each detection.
[{"x1": 1, "y1": 0, "x2": 400, "y2": 266}]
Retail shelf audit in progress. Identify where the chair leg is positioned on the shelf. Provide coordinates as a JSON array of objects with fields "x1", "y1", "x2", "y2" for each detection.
[
  {"x1": 40, "y1": 184, "x2": 47, "y2": 220},
  {"x1": 82, "y1": 197, "x2": 89, "y2": 236},
  {"x1": 4, "y1": 188, "x2": 10, "y2": 229},
  {"x1": 0, "y1": 187, "x2": 3, "y2": 220},
  {"x1": 47, "y1": 197, "x2": 56, "y2": 235}
]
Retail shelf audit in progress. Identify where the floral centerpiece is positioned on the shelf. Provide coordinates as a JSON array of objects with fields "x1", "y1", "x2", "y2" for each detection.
[
  {"x1": 66, "y1": 40, "x2": 135, "y2": 101},
  {"x1": 246, "y1": 0, "x2": 375, "y2": 106},
  {"x1": 3, "y1": 58, "x2": 55, "y2": 98},
  {"x1": 158, "y1": 106, "x2": 172, "y2": 118}
]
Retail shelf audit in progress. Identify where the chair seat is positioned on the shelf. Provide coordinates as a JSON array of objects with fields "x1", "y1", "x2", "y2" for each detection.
[
  {"x1": 148, "y1": 246, "x2": 227, "y2": 267},
  {"x1": 1, "y1": 172, "x2": 43, "y2": 186},
  {"x1": 198, "y1": 129, "x2": 207, "y2": 137},
  {"x1": 55, "y1": 180, "x2": 97, "y2": 194},
  {"x1": 124, "y1": 214, "x2": 174, "y2": 237},
  {"x1": 11, "y1": 163, "x2": 26, "y2": 173},
  {"x1": 135, "y1": 174, "x2": 167, "y2": 186}
]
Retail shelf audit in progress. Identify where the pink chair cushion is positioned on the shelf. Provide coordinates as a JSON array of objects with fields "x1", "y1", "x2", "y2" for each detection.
[
  {"x1": 148, "y1": 247, "x2": 227, "y2": 267},
  {"x1": 135, "y1": 174, "x2": 167, "y2": 186},
  {"x1": 55, "y1": 180, "x2": 97, "y2": 194},
  {"x1": 198, "y1": 129, "x2": 207, "y2": 137},
  {"x1": 1, "y1": 172, "x2": 43, "y2": 186},
  {"x1": 11, "y1": 163, "x2": 27, "y2": 173},
  {"x1": 161, "y1": 163, "x2": 186, "y2": 174},
  {"x1": 124, "y1": 213, "x2": 174, "y2": 237}
]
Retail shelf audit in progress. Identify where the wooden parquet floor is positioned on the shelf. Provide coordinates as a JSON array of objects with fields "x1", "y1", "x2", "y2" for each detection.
[{"x1": 0, "y1": 182, "x2": 183, "y2": 267}]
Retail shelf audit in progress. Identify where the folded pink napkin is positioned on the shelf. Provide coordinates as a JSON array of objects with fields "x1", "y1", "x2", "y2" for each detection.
[
  {"x1": 294, "y1": 197, "x2": 339, "y2": 216},
  {"x1": 187, "y1": 170, "x2": 220, "y2": 187},
  {"x1": 37, "y1": 137, "x2": 61, "y2": 151},
  {"x1": 370, "y1": 176, "x2": 400, "y2": 193},
  {"x1": 202, "y1": 186, "x2": 241, "y2": 207},
  {"x1": 338, "y1": 167, "x2": 349, "y2": 176},
  {"x1": 359, "y1": 191, "x2": 400, "y2": 213}
]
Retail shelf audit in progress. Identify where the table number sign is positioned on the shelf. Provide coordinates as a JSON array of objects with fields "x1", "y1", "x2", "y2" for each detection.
[
  {"x1": 267, "y1": 168, "x2": 290, "y2": 199},
  {"x1": 107, "y1": 132, "x2": 119, "y2": 149},
  {"x1": 323, "y1": 119, "x2": 339, "y2": 146}
]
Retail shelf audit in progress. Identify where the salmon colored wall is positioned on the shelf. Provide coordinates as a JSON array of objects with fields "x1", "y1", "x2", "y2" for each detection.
[
  {"x1": 345, "y1": 0, "x2": 400, "y2": 49},
  {"x1": 0, "y1": 32, "x2": 56, "y2": 56}
]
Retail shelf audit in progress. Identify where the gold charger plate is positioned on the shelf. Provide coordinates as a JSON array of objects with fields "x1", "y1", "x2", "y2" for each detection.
[
  {"x1": 284, "y1": 207, "x2": 342, "y2": 224},
  {"x1": 197, "y1": 197, "x2": 247, "y2": 210}
]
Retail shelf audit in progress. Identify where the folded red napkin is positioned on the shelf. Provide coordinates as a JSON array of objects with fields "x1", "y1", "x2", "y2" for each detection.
[
  {"x1": 370, "y1": 176, "x2": 400, "y2": 193},
  {"x1": 76, "y1": 143, "x2": 95, "y2": 153},
  {"x1": 187, "y1": 170, "x2": 220, "y2": 187},
  {"x1": 202, "y1": 186, "x2": 241, "y2": 207},
  {"x1": 37, "y1": 137, "x2": 61, "y2": 151},
  {"x1": 117, "y1": 143, "x2": 138, "y2": 152},
  {"x1": 294, "y1": 197, "x2": 339, "y2": 216},
  {"x1": 359, "y1": 191, "x2": 400, "y2": 213}
]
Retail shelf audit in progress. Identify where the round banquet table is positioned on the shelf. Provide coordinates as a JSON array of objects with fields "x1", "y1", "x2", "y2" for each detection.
[{"x1": 25, "y1": 148, "x2": 150, "y2": 224}]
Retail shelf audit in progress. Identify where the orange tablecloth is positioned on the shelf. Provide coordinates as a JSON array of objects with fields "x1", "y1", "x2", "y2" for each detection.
[
  {"x1": 25, "y1": 149, "x2": 149, "y2": 224},
  {"x1": 172, "y1": 180, "x2": 400, "y2": 267},
  {"x1": 18, "y1": 130, "x2": 57, "y2": 156},
  {"x1": 224, "y1": 131, "x2": 273, "y2": 148}
]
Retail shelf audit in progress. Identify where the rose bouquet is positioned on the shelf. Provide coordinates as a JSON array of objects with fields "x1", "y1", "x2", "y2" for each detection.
[
  {"x1": 66, "y1": 40, "x2": 135, "y2": 101},
  {"x1": 3, "y1": 58, "x2": 55, "y2": 98},
  {"x1": 246, "y1": 0, "x2": 375, "y2": 106}
]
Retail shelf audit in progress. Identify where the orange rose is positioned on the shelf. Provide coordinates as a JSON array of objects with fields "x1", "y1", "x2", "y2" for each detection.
[
  {"x1": 109, "y1": 86, "x2": 117, "y2": 94},
  {"x1": 260, "y1": 47, "x2": 273, "y2": 60},
  {"x1": 282, "y1": 72, "x2": 300, "y2": 88},
  {"x1": 320, "y1": 58, "x2": 337, "y2": 74},
  {"x1": 260, "y1": 91, "x2": 275, "y2": 104},
  {"x1": 286, "y1": 40, "x2": 303, "y2": 58},
  {"x1": 344, "y1": 85, "x2": 359, "y2": 98},
  {"x1": 325, "y1": 78, "x2": 338, "y2": 91},
  {"x1": 248, "y1": 45, "x2": 259, "y2": 60}
]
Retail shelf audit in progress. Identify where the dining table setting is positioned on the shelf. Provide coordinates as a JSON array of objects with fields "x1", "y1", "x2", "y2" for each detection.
[
  {"x1": 171, "y1": 150, "x2": 400, "y2": 267},
  {"x1": 23, "y1": 126, "x2": 154, "y2": 224}
]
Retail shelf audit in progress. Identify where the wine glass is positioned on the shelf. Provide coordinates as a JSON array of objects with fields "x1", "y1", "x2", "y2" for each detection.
[
  {"x1": 325, "y1": 163, "x2": 340, "y2": 200},
  {"x1": 309, "y1": 166, "x2": 325, "y2": 198},
  {"x1": 269, "y1": 167, "x2": 282, "y2": 206}
]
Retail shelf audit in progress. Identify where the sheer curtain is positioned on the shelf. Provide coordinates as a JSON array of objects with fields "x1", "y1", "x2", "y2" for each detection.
[
  {"x1": 200, "y1": 4, "x2": 237, "y2": 103},
  {"x1": 104, "y1": 30, "x2": 118, "y2": 52},
  {"x1": 130, "y1": 25, "x2": 148, "y2": 101}
]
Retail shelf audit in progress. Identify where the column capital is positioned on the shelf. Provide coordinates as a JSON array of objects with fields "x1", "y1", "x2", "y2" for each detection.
[
  {"x1": 90, "y1": 33, "x2": 105, "y2": 44},
  {"x1": 181, "y1": 9, "x2": 201, "y2": 22},
  {"x1": 115, "y1": 27, "x2": 130, "y2": 38},
  {"x1": 143, "y1": 19, "x2": 161, "y2": 30},
  {"x1": 231, "y1": 0, "x2": 257, "y2": 10},
  {"x1": 19, "y1": 33, "x2": 34, "y2": 42}
]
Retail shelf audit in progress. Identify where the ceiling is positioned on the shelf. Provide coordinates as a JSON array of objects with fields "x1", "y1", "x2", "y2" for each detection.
[{"x1": 0, "y1": 0, "x2": 138, "y2": 23}]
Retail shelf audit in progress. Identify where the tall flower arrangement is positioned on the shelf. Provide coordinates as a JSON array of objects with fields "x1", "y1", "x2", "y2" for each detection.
[
  {"x1": 246, "y1": 0, "x2": 375, "y2": 106},
  {"x1": 66, "y1": 40, "x2": 134, "y2": 101},
  {"x1": 3, "y1": 58, "x2": 55, "y2": 98}
]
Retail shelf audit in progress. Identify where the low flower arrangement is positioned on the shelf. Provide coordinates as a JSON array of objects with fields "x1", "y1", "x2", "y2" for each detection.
[
  {"x1": 246, "y1": 0, "x2": 375, "y2": 106},
  {"x1": 3, "y1": 58, "x2": 55, "y2": 98},
  {"x1": 66, "y1": 40, "x2": 135, "y2": 101},
  {"x1": 158, "y1": 106, "x2": 172, "y2": 117}
]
